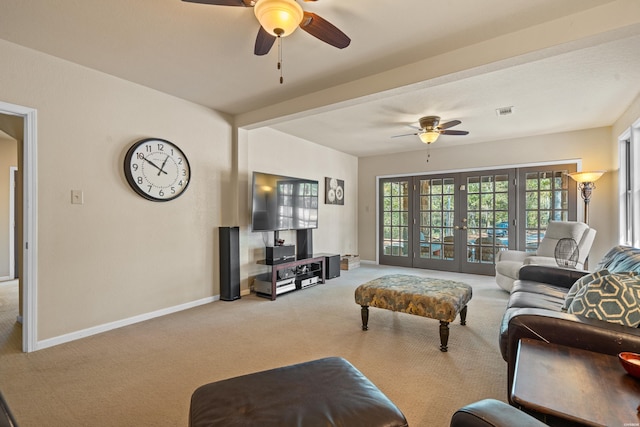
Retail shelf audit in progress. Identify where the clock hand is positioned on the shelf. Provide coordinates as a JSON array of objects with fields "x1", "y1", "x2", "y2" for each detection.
[
  {"x1": 158, "y1": 154, "x2": 170, "y2": 176},
  {"x1": 143, "y1": 157, "x2": 168, "y2": 175}
]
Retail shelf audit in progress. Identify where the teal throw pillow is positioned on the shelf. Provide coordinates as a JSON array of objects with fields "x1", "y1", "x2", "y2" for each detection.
[
  {"x1": 567, "y1": 272, "x2": 640, "y2": 327},
  {"x1": 561, "y1": 269, "x2": 609, "y2": 312}
]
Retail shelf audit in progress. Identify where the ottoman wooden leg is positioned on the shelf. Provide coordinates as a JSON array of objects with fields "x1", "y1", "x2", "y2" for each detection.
[
  {"x1": 459, "y1": 305, "x2": 468, "y2": 325},
  {"x1": 439, "y1": 321, "x2": 449, "y2": 352},
  {"x1": 360, "y1": 305, "x2": 369, "y2": 331}
]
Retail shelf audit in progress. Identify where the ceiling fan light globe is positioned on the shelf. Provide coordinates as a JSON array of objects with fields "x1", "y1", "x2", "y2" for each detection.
[
  {"x1": 419, "y1": 131, "x2": 440, "y2": 144},
  {"x1": 254, "y1": 0, "x2": 303, "y2": 37}
]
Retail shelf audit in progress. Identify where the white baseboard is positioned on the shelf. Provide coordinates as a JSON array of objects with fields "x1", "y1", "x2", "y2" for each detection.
[{"x1": 36, "y1": 295, "x2": 219, "y2": 351}]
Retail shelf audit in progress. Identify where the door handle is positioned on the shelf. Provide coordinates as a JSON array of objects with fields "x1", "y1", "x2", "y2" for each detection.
[{"x1": 454, "y1": 225, "x2": 468, "y2": 230}]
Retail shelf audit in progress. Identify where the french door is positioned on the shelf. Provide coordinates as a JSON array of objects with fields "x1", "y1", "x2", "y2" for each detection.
[{"x1": 379, "y1": 165, "x2": 576, "y2": 275}]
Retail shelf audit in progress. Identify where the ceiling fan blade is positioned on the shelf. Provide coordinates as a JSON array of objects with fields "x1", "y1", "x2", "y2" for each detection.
[
  {"x1": 181, "y1": 0, "x2": 250, "y2": 6},
  {"x1": 391, "y1": 132, "x2": 420, "y2": 138},
  {"x1": 440, "y1": 130, "x2": 469, "y2": 136},
  {"x1": 254, "y1": 26, "x2": 276, "y2": 55},
  {"x1": 299, "y1": 12, "x2": 350, "y2": 49},
  {"x1": 438, "y1": 120, "x2": 461, "y2": 130}
]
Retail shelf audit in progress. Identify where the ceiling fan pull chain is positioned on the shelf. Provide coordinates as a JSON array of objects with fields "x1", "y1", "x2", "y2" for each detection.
[
  {"x1": 426, "y1": 146, "x2": 431, "y2": 163},
  {"x1": 277, "y1": 36, "x2": 284, "y2": 84}
]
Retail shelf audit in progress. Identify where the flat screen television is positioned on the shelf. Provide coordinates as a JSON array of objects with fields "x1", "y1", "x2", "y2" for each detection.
[{"x1": 251, "y1": 171, "x2": 319, "y2": 232}]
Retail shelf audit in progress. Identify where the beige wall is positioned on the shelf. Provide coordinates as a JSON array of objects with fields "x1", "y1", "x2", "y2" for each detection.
[
  {"x1": 242, "y1": 127, "x2": 358, "y2": 289},
  {"x1": 0, "y1": 38, "x2": 359, "y2": 345},
  {"x1": 0, "y1": 37, "x2": 636, "y2": 346},
  {"x1": 358, "y1": 127, "x2": 616, "y2": 266},
  {"x1": 0, "y1": 39, "x2": 234, "y2": 341},
  {"x1": 0, "y1": 134, "x2": 17, "y2": 278},
  {"x1": 611, "y1": 92, "x2": 640, "y2": 244}
]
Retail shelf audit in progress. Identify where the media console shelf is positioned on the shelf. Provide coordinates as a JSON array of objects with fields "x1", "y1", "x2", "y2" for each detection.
[{"x1": 256, "y1": 255, "x2": 327, "y2": 301}]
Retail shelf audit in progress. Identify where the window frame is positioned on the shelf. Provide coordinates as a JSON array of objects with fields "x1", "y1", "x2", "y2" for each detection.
[{"x1": 619, "y1": 117, "x2": 640, "y2": 247}]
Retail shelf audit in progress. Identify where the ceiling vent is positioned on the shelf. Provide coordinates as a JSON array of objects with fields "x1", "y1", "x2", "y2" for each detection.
[{"x1": 496, "y1": 106, "x2": 514, "y2": 116}]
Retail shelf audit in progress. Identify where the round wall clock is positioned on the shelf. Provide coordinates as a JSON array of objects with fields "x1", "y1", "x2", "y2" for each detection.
[{"x1": 124, "y1": 138, "x2": 191, "y2": 202}]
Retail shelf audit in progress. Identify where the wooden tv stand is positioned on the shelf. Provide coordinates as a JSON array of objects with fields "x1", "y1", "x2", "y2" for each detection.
[{"x1": 257, "y1": 255, "x2": 326, "y2": 301}]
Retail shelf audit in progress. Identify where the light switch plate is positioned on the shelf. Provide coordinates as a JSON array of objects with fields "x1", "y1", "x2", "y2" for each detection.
[{"x1": 71, "y1": 190, "x2": 83, "y2": 205}]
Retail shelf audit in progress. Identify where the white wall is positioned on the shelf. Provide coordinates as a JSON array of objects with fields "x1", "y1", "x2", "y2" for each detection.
[
  {"x1": 0, "y1": 39, "x2": 233, "y2": 342},
  {"x1": 358, "y1": 127, "x2": 615, "y2": 266},
  {"x1": 243, "y1": 127, "x2": 358, "y2": 290}
]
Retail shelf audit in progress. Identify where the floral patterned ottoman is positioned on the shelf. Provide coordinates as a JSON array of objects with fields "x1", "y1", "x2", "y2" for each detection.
[{"x1": 354, "y1": 274, "x2": 472, "y2": 352}]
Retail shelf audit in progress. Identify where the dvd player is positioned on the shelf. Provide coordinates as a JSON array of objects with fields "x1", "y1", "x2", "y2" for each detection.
[
  {"x1": 253, "y1": 274, "x2": 296, "y2": 296},
  {"x1": 296, "y1": 275, "x2": 319, "y2": 289}
]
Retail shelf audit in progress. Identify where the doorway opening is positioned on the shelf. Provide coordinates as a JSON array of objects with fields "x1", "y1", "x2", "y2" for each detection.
[{"x1": 0, "y1": 101, "x2": 37, "y2": 352}]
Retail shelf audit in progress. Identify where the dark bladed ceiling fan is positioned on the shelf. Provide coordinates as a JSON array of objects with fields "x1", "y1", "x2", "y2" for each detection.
[
  {"x1": 181, "y1": 0, "x2": 351, "y2": 56},
  {"x1": 391, "y1": 116, "x2": 469, "y2": 144}
]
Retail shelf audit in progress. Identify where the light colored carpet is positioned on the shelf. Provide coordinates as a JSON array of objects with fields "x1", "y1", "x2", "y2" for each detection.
[{"x1": 0, "y1": 264, "x2": 510, "y2": 426}]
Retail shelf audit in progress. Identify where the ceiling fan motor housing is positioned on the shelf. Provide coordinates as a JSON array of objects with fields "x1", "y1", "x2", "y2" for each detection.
[{"x1": 419, "y1": 115, "x2": 440, "y2": 130}]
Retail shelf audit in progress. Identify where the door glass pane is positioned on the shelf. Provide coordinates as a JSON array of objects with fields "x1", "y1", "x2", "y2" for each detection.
[
  {"x1": 418, "y1": 178, "x2": 454, "y2": 260},
  {"x1": 523, "y1": 169, "x2": 572, "y2": 252},
  {"x1": 382, "y1": 179, "x2": 410, "y2": 257},
  {"x1": 466, "y1": 173, "x2": 509, "y2": 264}
]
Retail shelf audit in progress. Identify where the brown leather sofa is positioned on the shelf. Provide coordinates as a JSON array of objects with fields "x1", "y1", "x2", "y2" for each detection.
[
  {"x1": 450, "y1": 399, "x2": 546, "y2": 427},
  {"x1": 0, "y1": 391, "x2": 18, "y2": 427},
  {"x1": 499, "y1": 245, "x2": 640, "y2": 395}
]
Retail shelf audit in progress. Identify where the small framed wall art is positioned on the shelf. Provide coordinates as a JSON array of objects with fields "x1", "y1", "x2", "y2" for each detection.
[{"x1": 325, "y1": 177, "x2": 344, "y2": 205}]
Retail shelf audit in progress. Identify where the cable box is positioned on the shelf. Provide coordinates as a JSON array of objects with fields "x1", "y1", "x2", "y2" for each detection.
[{"x1": 265, "y1": 245, "x2": 296, "y2": 265}]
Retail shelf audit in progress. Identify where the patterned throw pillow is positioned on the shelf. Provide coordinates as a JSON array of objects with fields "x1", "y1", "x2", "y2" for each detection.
[
  {"x1": 561, "y1": 269, "x2": 609, "y2": 312},
  {"x1": 567, "y1": 272, "x2": 640, "y2": 327}
]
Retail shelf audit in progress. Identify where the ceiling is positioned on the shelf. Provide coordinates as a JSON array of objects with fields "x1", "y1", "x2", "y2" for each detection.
[{"x1": 1, "y1": 0, "x2": 639, "y2": 157}]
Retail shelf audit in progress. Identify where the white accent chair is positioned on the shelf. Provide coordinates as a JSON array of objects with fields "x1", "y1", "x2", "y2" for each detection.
[{"x1": 494, "y1": 221, "x2": 596, "y2": 292}]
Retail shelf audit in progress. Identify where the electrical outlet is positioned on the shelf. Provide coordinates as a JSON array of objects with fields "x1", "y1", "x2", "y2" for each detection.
[{"x1": 71, "y1": 190, "x2": 83, "y2": 205}]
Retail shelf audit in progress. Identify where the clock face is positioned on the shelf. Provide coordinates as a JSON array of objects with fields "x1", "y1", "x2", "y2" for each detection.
[{"x1": 124, "y1": 138, "x2": 191, "y2": 202}]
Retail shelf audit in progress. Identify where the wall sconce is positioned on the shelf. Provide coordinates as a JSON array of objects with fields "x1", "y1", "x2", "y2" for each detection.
[{"x1": 568, "y1": 170, "x2": 605, "y2": 225}]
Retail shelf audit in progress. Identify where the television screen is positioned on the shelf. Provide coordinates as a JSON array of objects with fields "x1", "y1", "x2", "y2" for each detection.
[{"x1": 251, "y1": 172, "x2": 319, "y2": 232}]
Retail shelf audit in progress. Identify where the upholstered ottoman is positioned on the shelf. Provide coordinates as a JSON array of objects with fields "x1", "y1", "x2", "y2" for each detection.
[
  {"x1": 189, "y1": 357, "x2": 408, "y2": 427},
  {"x1": 355, "y1": 274, "x2": 472, "y2": 351}
]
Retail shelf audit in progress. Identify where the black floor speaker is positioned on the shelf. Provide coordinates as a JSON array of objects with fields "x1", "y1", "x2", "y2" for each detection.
[
  {"x1": 296, "y1": 229, "x2": 313, "y2": 259},
  {"x1": 219, "y1": 226, "x2": 240, "y2": 301},
  {"x1": 324, "y1": 254, "x2": 341, "y2": 279}
]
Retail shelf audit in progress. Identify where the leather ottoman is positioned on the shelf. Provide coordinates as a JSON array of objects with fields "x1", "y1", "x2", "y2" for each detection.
[{"x1": 189, "y1": 356, "x2": 408, "y2": 427}]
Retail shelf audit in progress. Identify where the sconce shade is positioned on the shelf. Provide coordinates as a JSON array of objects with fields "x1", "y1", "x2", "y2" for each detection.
[
  {"x1": 419, "y1": 131, "x2": 440, "y2": 144},
  {"x1": 254, "y1": 0, "x2": 303, "y2": 37},
  {"x1": 568, "y1": 171, "x2": 605, "y2": 183}
]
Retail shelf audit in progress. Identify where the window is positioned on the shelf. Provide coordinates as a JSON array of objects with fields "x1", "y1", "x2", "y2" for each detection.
[{"x1": 620, "y1": 119, "x2": 640, "y2": 247}]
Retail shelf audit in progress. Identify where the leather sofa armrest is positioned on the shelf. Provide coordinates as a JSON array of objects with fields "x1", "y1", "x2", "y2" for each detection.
[
  {"x1": 505, "y1": 308, "x2": 640, "y2": 394},
  {"x1": 0, "y1": 391, "x2": 18, "y2": 427},
  {"x1": 517, "y1": 265, "x2": 588, "y2": 289},
  {"x1": 450, "y1": 399, "x2": 547, "y2": 427}
]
